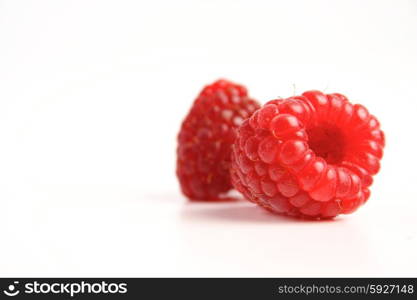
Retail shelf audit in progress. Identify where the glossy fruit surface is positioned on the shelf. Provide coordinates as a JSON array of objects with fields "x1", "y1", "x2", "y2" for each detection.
[{"x1": 231, "y1": 91, "x2": 384, "y2": 218}]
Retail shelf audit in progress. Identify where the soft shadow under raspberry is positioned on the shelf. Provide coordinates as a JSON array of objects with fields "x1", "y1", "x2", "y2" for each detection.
[{"x1": 181, "y1": 201, "x2": 342, "y2": 223}]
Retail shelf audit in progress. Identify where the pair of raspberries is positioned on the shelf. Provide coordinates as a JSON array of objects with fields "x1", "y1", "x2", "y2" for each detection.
[{"x1": 176, "y1": 80, "x2": 385, "y2": 219}]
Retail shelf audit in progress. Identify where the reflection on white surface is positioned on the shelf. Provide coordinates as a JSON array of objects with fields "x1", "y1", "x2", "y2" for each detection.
[
  {"x1": 180, "y1": 201, "x2": 378, "y2": 276},
  {"x1": 0, "y1": 185, "x2": 415, "y2": 276}
]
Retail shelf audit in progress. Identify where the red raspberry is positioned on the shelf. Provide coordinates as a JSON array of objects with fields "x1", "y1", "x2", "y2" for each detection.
[
  {"x1": 231, "y1": 91, "x2": 385, "y2": 218},
  {"x1": 177, "y1": 79, "x2": 260, "y2": 201}
]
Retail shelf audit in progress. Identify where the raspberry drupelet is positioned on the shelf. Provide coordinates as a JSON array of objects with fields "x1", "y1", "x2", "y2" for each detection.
[
  {"x1": 177, "y1": 79, "x2": 260, "y2": 201},
  {"x1": 230, "y1": 91, "x2": 385, "y2": 218}
]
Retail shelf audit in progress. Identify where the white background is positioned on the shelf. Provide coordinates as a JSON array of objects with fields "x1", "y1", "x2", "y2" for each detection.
[{"x1": 0, "y1": 0, "x2": 416, "y2": 277}]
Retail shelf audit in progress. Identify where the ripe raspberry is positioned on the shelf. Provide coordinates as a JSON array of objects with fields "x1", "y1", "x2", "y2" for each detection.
[
  {"x1": 231, "y1": 91, "x2": 385, "y2": 218},
  {"x1": 177, "y1": 79, "x2": 260, "y2": 201}
]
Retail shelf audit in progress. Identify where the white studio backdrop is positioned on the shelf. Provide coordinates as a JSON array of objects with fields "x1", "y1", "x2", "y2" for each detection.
[{"x1": 0, "y1": 0, "x2": 416, "y2": 276}]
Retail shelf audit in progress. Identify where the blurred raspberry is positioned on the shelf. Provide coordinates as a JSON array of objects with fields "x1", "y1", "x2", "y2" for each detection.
[{"x1": 177, "y1": 79, "x2": 260, "y2": 200}]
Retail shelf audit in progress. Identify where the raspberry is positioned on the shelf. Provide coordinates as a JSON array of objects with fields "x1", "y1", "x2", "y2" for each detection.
[
  {"x1": 177, "y1": 79, "x2": 260, "y2": 201},
  {"x1": 231, "y1": 91, "x2": 385, "y2": 218}
]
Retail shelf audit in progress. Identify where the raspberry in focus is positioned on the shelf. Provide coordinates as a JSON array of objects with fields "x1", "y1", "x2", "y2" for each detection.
[
  {"x1": 177, "y1": 79, "x2": 260, "y2": 201},
  {"x1": 230, "y1": 90, "x2": 385, "y2": 218}
]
